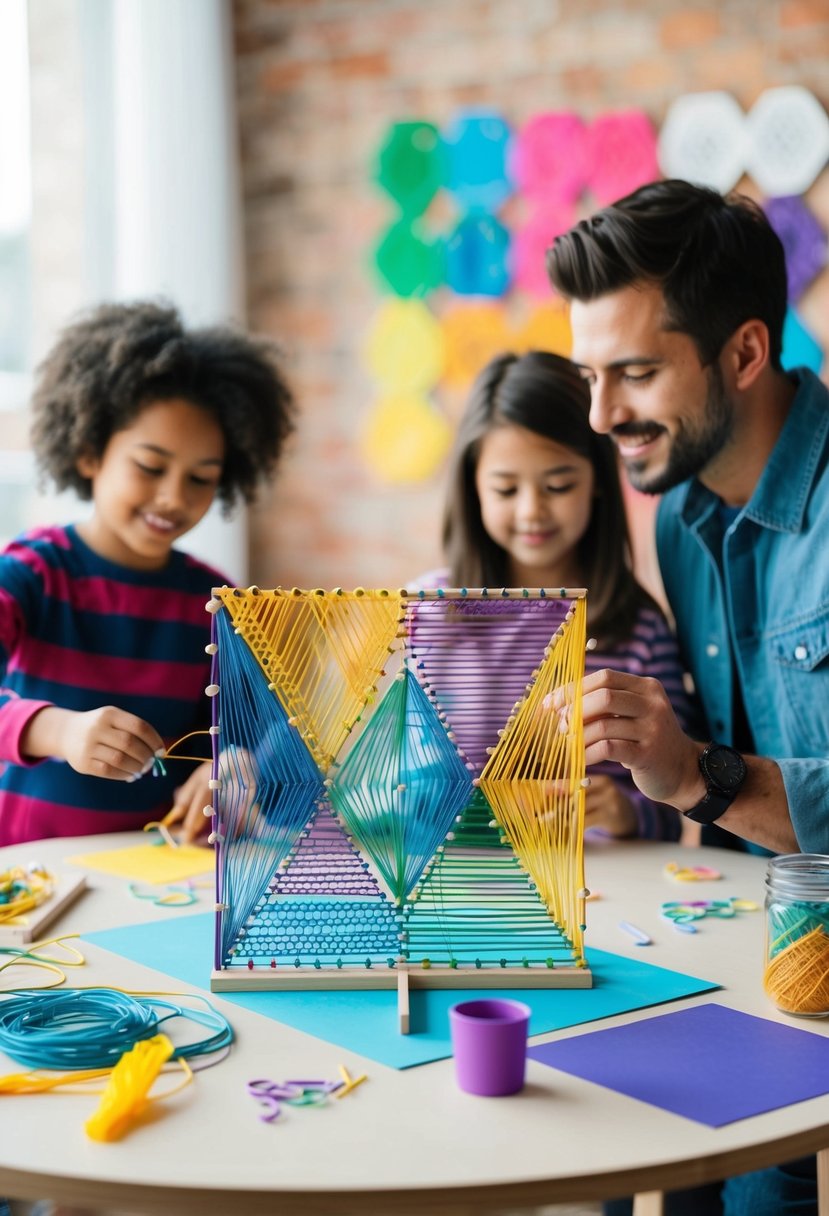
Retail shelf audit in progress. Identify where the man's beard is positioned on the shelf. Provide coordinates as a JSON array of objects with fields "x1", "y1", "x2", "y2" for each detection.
[{"x1": 615, "y1": 364, "x2": 735, "y2": 496}]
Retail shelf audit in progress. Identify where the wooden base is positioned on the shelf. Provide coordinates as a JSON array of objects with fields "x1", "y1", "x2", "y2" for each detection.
[
  {"x1": 211, "y1": 962, "x2": 592, "y2": 993},
  {"x1": 0, "y1": 872, "x2": 87, "y2": 946}
]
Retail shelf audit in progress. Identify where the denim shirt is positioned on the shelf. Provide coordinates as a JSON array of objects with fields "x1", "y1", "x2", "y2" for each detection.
[{"x1": 656, "y1": 368, "x2": 829, "y2": 853}]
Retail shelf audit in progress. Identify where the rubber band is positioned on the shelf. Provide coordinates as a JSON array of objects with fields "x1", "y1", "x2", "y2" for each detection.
[
  {"x1": 660, "y1": 897, "x2": 757, "y2": 925},
  {"x1": 128, "y1": 883, "x2": 198, "y2": 908},
  {"x1": 664, "y1": 862, "x2": 722, "y2": 882},
  {"x1": 246, "y1": 1075, "x2": 350, "y2": 1122}
]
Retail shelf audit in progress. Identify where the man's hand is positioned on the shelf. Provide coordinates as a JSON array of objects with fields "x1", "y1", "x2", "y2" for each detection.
[
  {"x1": 21, "y1": 705, "x2": 165, "y2": 781},
  {"x1": 552, "y1": 669, "x2": 703, "y2": 810}
]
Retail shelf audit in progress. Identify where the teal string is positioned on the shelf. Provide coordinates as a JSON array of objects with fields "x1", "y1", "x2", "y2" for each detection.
[{"x1": 0, "y1": 988, "x2": 233, "y2": 1070}]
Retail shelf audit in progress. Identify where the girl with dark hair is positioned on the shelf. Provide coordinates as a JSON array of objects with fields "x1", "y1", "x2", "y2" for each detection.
[{"x1": 416, "y1": 349, "x2": 695, "y2": 840}]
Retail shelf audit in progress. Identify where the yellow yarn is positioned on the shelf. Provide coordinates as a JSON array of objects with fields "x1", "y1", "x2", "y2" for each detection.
[
  {"x1": 763, "y1": 925, "x2": 829, "y2": 1016},
  {"x1": 85, "y1": 1033, "x2": 185, "y2": 1142}
]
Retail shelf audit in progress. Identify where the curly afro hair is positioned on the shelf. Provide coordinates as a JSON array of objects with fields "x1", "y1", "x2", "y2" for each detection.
[{"x1": 30, "y1": 299, "x2": 295, "y2": 514}]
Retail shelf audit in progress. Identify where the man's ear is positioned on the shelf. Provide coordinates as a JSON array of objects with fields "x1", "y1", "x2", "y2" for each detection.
[
  {"x1": 76, "y1": 450, "x2": 99, "y2": 479},
  {"x1": 723, "y1": 319, "x2": 769, "y2": 391}
]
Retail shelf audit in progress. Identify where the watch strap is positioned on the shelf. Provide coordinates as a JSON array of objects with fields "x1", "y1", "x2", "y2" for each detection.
[{"x1": 682, "y1": 787, "x2": 735, "y2": 825}]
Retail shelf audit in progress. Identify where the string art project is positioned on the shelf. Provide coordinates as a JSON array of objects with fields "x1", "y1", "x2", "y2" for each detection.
[{"x1": 207, "y1": 587, "x2": 591, "y2": 1026}]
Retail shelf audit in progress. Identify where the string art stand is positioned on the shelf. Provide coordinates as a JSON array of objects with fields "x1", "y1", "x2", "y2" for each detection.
[{"x1": 207, "y1": 587, "x2": 592, "y2": 1032}]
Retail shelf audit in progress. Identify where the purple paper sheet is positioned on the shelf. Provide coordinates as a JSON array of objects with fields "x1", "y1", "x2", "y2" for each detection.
[{"x1": 528, "y1": 1002, "x2": 829, "y2": 1126}]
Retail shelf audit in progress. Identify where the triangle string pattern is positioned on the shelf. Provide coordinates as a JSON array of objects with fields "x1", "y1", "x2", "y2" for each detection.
[
  {"x1": 406, "y1": 595, "x2": 572, "y2": 775},
  {"x1": 270, "y1": 802, "x2": 385, "y2": 899},
  {"x1": 213, "y1": 608, "x2": 326, "y2": 962},
  {"x1": 403, "y1": 789, "x2": 580, "y2": 967},
  {"x1": 226, "y1": 894, "x2": 401, "y2": 969},
  {"x1": 215, "y1": 588, "x2": 404, "y2": 770}
]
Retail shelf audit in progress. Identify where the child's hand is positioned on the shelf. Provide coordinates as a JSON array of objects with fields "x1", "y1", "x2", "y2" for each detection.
[
  {"x1": 169, "y1": 749, "x2": 263, "y2": 845},
  {"x1": 167, "y1": 761, "x2": 214, "y2": 844},
  {"x1": 22, "y1": 705, "x2": 165, "y2": 780},
  {"x1": 583, "y1": 774, "x2": 638, "y2": 837}
]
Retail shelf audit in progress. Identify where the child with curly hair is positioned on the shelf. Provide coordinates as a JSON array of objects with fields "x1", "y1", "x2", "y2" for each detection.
[{"x1": 0, "y1": 299, "x2": 294, "y2": 845}]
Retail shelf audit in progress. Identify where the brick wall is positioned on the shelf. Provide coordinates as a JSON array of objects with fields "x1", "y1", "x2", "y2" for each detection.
[{"x1": 233, "y1": 0, "x2": 829, "y2": 591}]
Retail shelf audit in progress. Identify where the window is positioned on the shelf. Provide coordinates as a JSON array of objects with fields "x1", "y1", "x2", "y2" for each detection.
[{"x1": 0, "y1": 0, "x2": 32, "y2": 547}]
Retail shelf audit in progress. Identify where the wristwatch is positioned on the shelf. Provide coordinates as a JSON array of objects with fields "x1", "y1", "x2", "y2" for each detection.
[{"x1": 682, "y1": 742, "x2": 747, "y2": 824}]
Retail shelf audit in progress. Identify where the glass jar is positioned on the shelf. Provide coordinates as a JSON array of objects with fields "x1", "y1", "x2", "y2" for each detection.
[{"x1": 764, "y1": 853, "x2": 829, "y2": 1017}]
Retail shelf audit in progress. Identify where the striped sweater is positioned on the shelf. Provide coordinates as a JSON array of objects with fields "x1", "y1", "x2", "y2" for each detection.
[
  {"x1": 0, "y1": 524, "x2": 227, "y2": 845},
  {"x1": 410, "y1": 569, "x2": 696, "y2": 841}
]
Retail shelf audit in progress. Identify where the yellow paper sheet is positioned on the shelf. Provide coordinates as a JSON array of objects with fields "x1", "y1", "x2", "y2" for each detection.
[{"x1": 65, "y1": 844, "x2": 214, "y2": 884}]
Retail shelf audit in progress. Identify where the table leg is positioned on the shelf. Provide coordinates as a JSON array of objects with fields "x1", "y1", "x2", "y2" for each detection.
[
  {"x1": 632, "y1": 1192, "x2": 665, "y2": 1216},
  {"x1": 818, "y1": 1146, "x2": 829, "y2": 1216}
]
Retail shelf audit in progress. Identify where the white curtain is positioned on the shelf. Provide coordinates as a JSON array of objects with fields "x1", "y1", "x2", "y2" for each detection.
[{"x1": 83, "y1": 0, "x2": 249, "y2": 581}]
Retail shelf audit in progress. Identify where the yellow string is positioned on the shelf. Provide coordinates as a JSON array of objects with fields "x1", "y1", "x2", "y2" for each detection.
[
  {"x1": 0, "y1": 1038, "x2": 193, "y2": 1142},
  {"x1": 216, "y1": 587, "x2": 405, "y2": 771},
  {"x1": 0, "y1": 934, "x2": 86, "y2": 990},
  {"x1": 85, "y1": 1033, "x2": 192, "y2": 1141},
  {"x1": 161, "y1": 730, "x2": 213, "y2": 764},
  {"x1": 480, "y1": 597, "x2": 588, "y2": 962},
  {"x1": 0, "y1": 1067, "x2": 113, "y2": 1094},
  {"x1": 0, "y1": 865, "x2": 55, "y2": 924}
]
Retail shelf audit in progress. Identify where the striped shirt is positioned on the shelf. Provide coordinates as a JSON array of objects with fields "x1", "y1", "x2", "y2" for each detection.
[
  {"x1": 410, "y1": 570, "x2": 696, "y2": 841},
  {"x1": 0, "y1": 524, "x2": 226, "y2": 845}
]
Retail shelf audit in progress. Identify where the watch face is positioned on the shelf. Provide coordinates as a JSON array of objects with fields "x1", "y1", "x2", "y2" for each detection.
[{"x1": 702, "y1": 745, "x2": 747, "y2": 793}]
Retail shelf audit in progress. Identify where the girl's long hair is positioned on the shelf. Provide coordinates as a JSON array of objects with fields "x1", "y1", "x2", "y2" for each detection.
[{"x1": 442, "y1": 350, "x2": 655, "y2": 647}]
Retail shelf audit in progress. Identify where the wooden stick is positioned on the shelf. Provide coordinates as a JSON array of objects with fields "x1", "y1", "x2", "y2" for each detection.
[
  {"x1": 401, "y1": 587, "x2": 587, "y2": 600},
  {"x1": 397, "y1": 969, "x2": 410, "y2": 1035},
  {"x1": 211, "y1": 964, "x2": 592, "y2": 992},
  {"x1": 0, "y1": 873, "x2": 87, "y2": 947},
  {"x1": 212, "y1": 586, "x2": 588, "y2": 601}
]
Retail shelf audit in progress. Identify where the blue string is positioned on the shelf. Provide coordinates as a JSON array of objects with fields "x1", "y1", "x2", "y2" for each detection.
[
  {"x1": 0, "y1": 988, "x2": 233, "y2": 1070},
  {"x1": 215, "y1": 607, "x2": 325, "y2": 959}
]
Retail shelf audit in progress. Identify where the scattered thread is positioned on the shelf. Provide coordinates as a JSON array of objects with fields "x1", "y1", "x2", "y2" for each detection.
[
  {"x1": 247, "y1": 1073, "x2": 351, "y2": 1123},
  {"x1": 129, "y1": 882, "x2": 199, "y2": 908},
  {"x1": 0, "y1": 865, "x2": 54, "y2": 924},
  {"x1": 0, "y1": 934, "x2": 85, "y2": 991},
  {"x1": 0, "y1": 987, "x2": 233, "y2": 1071}
]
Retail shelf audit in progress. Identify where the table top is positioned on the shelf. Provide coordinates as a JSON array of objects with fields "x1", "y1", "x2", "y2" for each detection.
[{"x1": 1, "y1": 832, "x2": 827, "y2": 1215}]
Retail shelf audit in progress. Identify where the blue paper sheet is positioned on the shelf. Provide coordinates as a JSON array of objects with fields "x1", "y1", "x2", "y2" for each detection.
[{"x1": 83, "y1": 913, "x2": 719, "y2": 1069}]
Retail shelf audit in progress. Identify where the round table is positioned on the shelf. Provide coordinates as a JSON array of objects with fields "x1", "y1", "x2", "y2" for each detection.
[{"x1": 1, "y1": 833, "x2": 827, "y2": 1216}]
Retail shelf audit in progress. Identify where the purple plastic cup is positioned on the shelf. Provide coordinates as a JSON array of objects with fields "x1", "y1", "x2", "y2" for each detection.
[{"x1": 449, "y1": 998, "x2": 531, "y2": 1096}]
